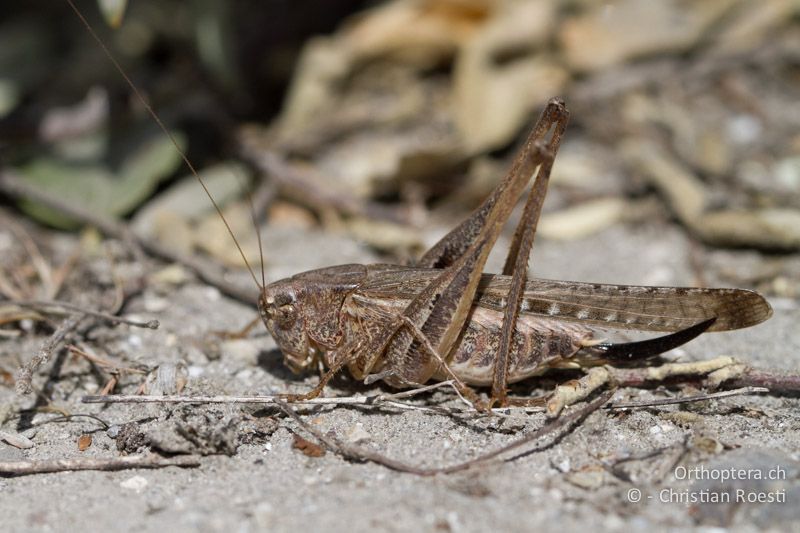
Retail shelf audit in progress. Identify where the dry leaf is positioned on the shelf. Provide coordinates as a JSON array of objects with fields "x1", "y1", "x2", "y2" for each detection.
[
  {"x1": 292, "y1": 434, "x2": 326, "y2": 458},
  {"x1": 77, "y1": 434, "x2": 93, "y2": 451}
]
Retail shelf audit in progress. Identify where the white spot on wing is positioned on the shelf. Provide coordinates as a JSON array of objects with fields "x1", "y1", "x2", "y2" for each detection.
[
  {"x1": 548, "y1": 303, "x2": 560, "y2": 316},
  {"x1": 576, "y1": 309, "x2": 589, "y2": 320}
]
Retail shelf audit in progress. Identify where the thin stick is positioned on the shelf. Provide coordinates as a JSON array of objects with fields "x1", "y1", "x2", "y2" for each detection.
[
  {"x1": 50, "y1": 248, "x2": 81, "y2": 303},
  {"x1": 239, "y1": 148, "x2": 409, "y2": 225},
  {"x1": 16, "y1": 315, "x2": 84, "y2": 395},
  {"x1": 274, "y1": 399, "x2": 431, "y2": 474},
  {"x1": 431, "y1": 390, "x2": 612, "y2": 474},
  {"x1": 7, "y1": 299, "x2": 158, "y2": 329},
  {"x1": 0, "y1": 454, "x2": 200, "y2": 476},
  {"x1": 102, "y1": 243, "x2": 127, "y2": 314},
  {"x1": 81, "y1": 382, "x2": 457, "y2": 407},
  {"x1": 31, "y1": 413, "x2": 111, "y2": 430},
  {"x1": 381, "y1": 380, "x2": 456, "y2": 400},
  {"x1": 0, "y1": 266, "x2": 23, "y2": 301},
  {"x1": 275, "y1": 391, "x2": 611, "y2": 476},
  {"x1": 609, "y1": 363, "x2": 800, "y2": 394},
  {"x1": 68, "y1": 345, "x2": 147, "y2": 374},
  {"x1": 727, "y1": 370, "x2": 800, "y2": 393},
  {"x1": 0, "y1": 213, "x2": 54, "y2": 298},
  {"x1": 79, "y1": 394, "x2": 372, "y2": 405},
  {"x1": 79, "y1": 387, "x2": 528, "y2": 418},
  {"x1": 607, "y1": 386, "x2": 768, "y2": 409}
]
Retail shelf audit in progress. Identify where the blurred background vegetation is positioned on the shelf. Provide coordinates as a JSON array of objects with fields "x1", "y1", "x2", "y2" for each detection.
[{"x1": 1, "y1": 0, "x2": 799, "y2": 294}]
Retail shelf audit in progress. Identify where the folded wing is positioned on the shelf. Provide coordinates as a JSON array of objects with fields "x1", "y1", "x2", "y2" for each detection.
[
  {"x1": 358, "y1": 266, "x2": 772, "y2": 333},
  {"x1": 478, "y1": 277, "x2": 772, "y2": 332}
]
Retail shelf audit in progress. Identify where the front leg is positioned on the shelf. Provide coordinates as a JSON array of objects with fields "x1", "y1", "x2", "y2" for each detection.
[{"x1": 281, "y1": 304, "x2": 395, "y2": 401}]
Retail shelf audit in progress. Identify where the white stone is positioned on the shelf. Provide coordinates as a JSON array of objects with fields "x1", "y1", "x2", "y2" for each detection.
[{"x1": 120, "y1": 475, "x2": 148, "y2": 491}]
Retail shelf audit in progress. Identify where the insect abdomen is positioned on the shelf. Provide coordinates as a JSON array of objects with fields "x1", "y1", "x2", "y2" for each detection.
[{"x1": 441, "y1": 307, "x2": 593, "y2": 386}]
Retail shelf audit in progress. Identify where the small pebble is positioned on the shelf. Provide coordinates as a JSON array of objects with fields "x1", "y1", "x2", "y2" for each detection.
[
  {"x1": 0, "y1": 232, "x2": 11, "y2": 251},
  {"x1": 0, "y1": 430, "x2": 35, "y2": 449},
  {"x1": 120, "y1": 475, "x2": 148, "y2": 491},
  {"x1": 143, "y1": 296, "x2": 170, "y2": 313},
  {"x1": 727, "y1": 114, "x2": 761, "y2": 144},
  {"x1": 345, "y1": 423, "x2": 371, "y2": 444},
  {"x1": 222, "y1": 339, "x2": 261, "y2": 366}
]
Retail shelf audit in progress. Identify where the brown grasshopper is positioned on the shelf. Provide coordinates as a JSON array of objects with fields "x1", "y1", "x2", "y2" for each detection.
[
  {"x1": 255, "y1": 99, "x2": 771, "y2": 409},
  {"x1": 68, "y1": 2, "x2": 772, "y2": 412}
]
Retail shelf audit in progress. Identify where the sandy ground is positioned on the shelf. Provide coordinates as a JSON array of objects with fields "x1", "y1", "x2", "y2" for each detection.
[{"x1": 1, "y1": 216, "x2": 799, "y2": 533}]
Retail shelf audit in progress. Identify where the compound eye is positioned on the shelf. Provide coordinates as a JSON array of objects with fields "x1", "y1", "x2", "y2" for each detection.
[{"x1": 275, "y1": 303, "x2": 296, "y2": 327}]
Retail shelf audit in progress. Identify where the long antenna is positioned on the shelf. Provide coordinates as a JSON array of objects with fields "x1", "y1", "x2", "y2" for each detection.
[
  {"x1": 233, "y1": 169, "x2": 267, "y2": 291},
  {"x1": 248, "y1": 189, "x2": 267, "y2": 291},
  {"x1": 66, "y1": 0, "x2": 263, "y2": 291}
]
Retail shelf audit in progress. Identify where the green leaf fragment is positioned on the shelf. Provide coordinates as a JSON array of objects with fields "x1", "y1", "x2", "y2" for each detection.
[{"x1": 16, "y1": 132, "x2": 185, "y2": 230}]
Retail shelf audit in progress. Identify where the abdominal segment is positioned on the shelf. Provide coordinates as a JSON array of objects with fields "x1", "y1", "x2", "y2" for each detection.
[{"x1": 439, "y1": 307, "x2": 594, "y2": 386}]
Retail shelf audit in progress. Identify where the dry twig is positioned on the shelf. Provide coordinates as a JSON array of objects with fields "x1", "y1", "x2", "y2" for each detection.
[
  {"x1": 274, "y1": 391, "x2": 611, "y2": 476},
  {"x1": 238, "y1": 147, "x2": 410, "y2": 226},
  {"x1": 610, "y1": 363, "x2": 800, "y2": 394},
  {"x1": 0, "y1": 214, "x2": 54, "y2": 298},
  {"x1": 15, "y1": 314, "x2": 84, "y2": 395},
  {"x1": 607, "y1": 386, "x2": 768, "y2": 409},
  {"x1": 81, "y1": 381, "x2": 460, "y2": 414},
  {"x1": 7, "y1": 299, "x2": 158, "y2": 329},
  {"x1": 0, "y1": 454, "x2": 200, "y2": 476}
]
